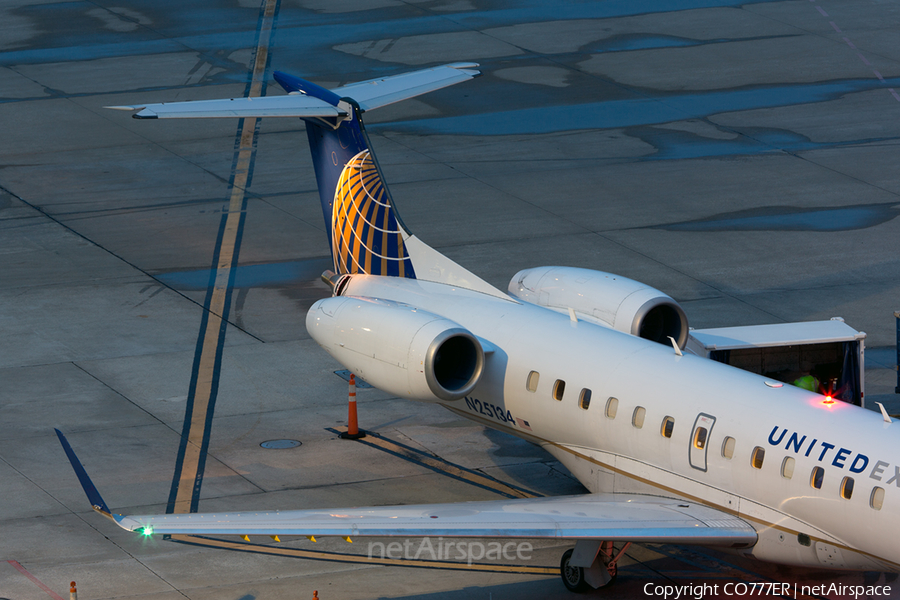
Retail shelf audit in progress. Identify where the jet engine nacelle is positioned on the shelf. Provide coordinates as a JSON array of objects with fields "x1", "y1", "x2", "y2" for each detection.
[
  {"x1": 306, "y1": 296, "x2": 484, "y2": 402},
  {"x1": 508, "y1": 266, "x2": 689, "y2": 349}
]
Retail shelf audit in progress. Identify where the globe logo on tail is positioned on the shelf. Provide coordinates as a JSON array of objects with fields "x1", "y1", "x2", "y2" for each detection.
[{"x1": 331, "y1": 150, "x2": 415, "y2": 278}]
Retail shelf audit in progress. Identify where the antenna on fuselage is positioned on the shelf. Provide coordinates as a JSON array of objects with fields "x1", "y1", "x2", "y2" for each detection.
[
  {"x1": 668, "y1": 336, "x2": 683, "y2": 357},
  {"x1": 875, "y1": 401, "x2": 893, "y2": 424}
]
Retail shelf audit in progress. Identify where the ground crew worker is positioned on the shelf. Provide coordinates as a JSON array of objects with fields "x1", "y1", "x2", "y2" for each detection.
[{"x1": 793, "y1": 373, "x2": 820, "y2": 392}]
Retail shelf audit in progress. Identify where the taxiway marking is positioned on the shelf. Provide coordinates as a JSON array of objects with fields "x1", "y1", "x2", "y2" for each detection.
[
  {"x1": 167, "y1": 0, "x2": 279, "y2": 515},
  {"x1": 6, "y1": 560, "x2": 65, "y2": 600},
  {"x1": 811, "y1": 1, "x2": 900, "y2": 103}
]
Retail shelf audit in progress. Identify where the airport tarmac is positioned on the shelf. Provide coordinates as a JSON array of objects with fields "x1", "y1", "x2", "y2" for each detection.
[{"x1": 2, "y1": 0, "x2": 900, "y2": 598}]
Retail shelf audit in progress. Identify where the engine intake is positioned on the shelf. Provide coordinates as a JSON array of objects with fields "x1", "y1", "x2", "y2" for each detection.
[
  {"x1": 307, "y1": 296, "x2": 484, "y2": 402},
  {"x1": 427, "y1": 328, "x2": 483, "y2": 398},
  {"x1": 509, "y1": 266, "x2": 689, "y2": 349}
]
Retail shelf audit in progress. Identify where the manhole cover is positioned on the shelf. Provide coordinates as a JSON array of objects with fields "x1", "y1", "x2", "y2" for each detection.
[
  {"x1": 260, "y1": 439, "x2": 302, "y2": 449},
  {"x1": 334, "y1": 369, "x2": 373, "y2": 388}
]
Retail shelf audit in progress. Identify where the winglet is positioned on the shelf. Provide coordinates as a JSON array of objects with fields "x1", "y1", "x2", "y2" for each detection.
[{"x1": 54, "y1": 429, "x2": 113, "y2": 518}]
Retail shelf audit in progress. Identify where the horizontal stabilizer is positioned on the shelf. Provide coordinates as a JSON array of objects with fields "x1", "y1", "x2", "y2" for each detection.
[
  {"x1": 331, "y1": 62, "x2": 480, "y2": 112},
  {"x1": 107, "y1": 94, "x2": 347, "y2": 119},
  {"x1": 107, "y1": 63, "x2": 480, "y2": 119}
]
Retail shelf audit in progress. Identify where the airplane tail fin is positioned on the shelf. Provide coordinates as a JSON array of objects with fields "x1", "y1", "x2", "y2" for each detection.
[
  {"x1": 272, "y1": 71, "x2": 414, "y2": 278},
  {"x1": 109, "y1": 64, "x2": 507, "y2": 296}
]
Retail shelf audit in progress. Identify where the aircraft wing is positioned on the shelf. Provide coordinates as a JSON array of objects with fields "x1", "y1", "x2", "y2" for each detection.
[
  {"x1": 113, "y1": 496, "x2": 755, "y2": 546},
  {"x1": 56, "y1": 430, "x2": 756, "y2": 547}
]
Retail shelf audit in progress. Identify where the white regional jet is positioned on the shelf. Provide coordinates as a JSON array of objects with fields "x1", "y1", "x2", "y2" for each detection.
[{"x1": 58, "y1": 63, "x2": 899, "y2": 592}]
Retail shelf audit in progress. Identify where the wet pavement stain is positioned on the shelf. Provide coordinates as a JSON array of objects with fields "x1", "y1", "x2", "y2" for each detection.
[
  {"x1": 586, "y1": 34, "x2": 715, "y2": 54},
  {"x1": 384, "y1": 77, "x2": 900, "y2": 136},
  {"x1": 583, "y1": 33, "x2": 797, "y2": 54},
  {"x1": 0, "y1": 0, "x2": 791, "y2": 69},
  {"x1": 624, "y1": 124, "x2": 900, "y2": 160},
  {"x1": 155, "y1": 256, "x2": 333, "y2": 290},
  {"x1": 653, "y1": 203, "x2": 900, "y2": 232}
]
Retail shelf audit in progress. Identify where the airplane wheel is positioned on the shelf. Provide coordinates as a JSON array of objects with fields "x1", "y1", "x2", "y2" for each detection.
[{"x1": 560, "y1": 549, "x2": 589, "y2": 593}]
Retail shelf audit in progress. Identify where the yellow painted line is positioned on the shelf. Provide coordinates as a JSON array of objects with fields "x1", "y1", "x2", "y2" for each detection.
[
  {"x1": 171, "y1": 128, "x2": 254, "y2": 515},
  {"x1": 171, "y1": 0, "x2": 278, "y2": 515},
  {"x1": 171, "y1": 534, "x2": 558, "y2": 575},
  {"x1": 331, "y1": 426, "x2": 538, "y2": 500}
]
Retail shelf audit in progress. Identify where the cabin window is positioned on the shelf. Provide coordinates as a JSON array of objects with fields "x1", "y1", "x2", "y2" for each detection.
[
  {"x1": 526, "y1": 371, "x2": 540, "y2": 393},
  {"x1": 751, "y1": 447, "x2": 765, "y2": 469},
  {"x1": 632, "y1": 406, "x2": 646, "y2": 429},
  {"x1": 810, "y1": 466, "x2": 825, "y2": 490},
  {"x1": 661, "y1": 416, "x2": 675, "y2": 438},
  {"x1": 871, "y1": 487, "x2": 885, "y2": 510},
  {"x1": 579, "y1": 388, "x2": 592, "y2": 410},
  {"x1": 781, "y1": 457, "x2": 795, "y2": 479},
  {"x1": 840, "y1": 476, "x2": 854, "y2": 500},
  {"x1": 605, "y1": 397, "x2": 618, "y2": 419},
  {"x1": 552, "y1": 379, "x2": 565, "y2": 401},
  {"x1": 721, "y1": 436, "x2": 735, "y2": 460},
  {"x1": 693, "y1": 427, "x2": 708, "y2": 449}
]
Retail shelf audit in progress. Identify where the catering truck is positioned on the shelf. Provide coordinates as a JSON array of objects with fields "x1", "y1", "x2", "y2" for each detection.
[{"x1": 687, "y1": 318, "x2": 866, "y2": 407}]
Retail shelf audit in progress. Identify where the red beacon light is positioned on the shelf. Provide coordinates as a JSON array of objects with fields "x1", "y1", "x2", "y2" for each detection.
[{"x1": 822, "y1": 395, "x2": 836, "y2": 406}]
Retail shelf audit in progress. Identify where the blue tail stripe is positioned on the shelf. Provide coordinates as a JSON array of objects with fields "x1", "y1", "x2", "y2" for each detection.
[
  {"x1": 273, "y1": 71, "x2": 342, "y2": 106},
  {"x1": 275, "y1": 71, "x2": 415, "y2": 279}
]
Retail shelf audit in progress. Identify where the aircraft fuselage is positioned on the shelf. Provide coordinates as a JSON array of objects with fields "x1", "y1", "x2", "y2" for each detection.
[{"x1": 334, "y1": 274, "x2": 900, "y2": 572}]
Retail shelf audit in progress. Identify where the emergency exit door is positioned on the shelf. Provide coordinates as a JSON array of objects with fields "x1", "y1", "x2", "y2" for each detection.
[{"x1": 689, "y1": 413, "x2": 716, "y2": 472}]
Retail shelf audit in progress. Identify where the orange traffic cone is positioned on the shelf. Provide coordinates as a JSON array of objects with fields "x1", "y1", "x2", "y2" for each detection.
[{"x1": 339, "y1": 373, "x2": 366, "y2": 440}]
